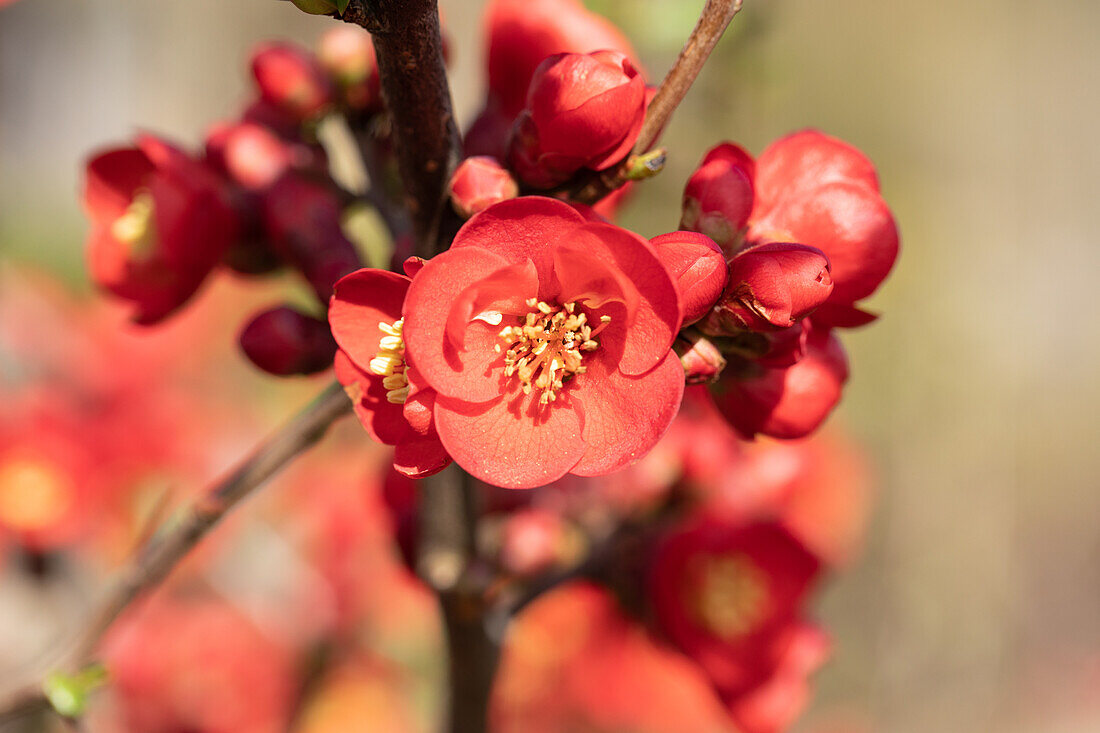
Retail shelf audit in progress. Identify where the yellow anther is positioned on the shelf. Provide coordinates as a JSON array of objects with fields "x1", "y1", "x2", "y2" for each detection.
[
  {"x1": 372, "y1": 318, "x2": 409, "y2": 403},
  {"x1": 496, "y1": 300, "x2": 609, "y2": 408},
  {"x1": 110, "y1": 190, "x2": 158, "y2": 255}
]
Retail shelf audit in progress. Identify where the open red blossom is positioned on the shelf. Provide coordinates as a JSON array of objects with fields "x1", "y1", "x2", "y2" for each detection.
[
  {"x1": 82, "y1": 135, "x2": 238, "y2": 324},
  {"x1": 683, "y1": 131, "x2": 899, "y2": 327},
  {"x1": 710, "y1": 325, "x2": 849, "y2": 440},
  {"x1": 648, "y1": 519, "x2": 822, "y2": 701},
  {"x1": 401, "y1": 197, "x2": 684, "y2": 489},
  {"x1": 508, "y1": 50, "x2": 647, "y2": 189},
  {"x1": 329, "y1": 268, "x2": 451, "y2": 479},
  {"x1": 702, "y1": 242, "x2": 834, "y2": 334}
]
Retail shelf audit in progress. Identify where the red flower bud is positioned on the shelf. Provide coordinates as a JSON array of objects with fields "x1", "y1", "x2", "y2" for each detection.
[
  {"x1": 710, "y1": 327, "x2": 849, "y2": 440},
  {"x1": 702, "y1": 242, "x2": 833, "y2": 334},
  {"x1": 205, "y1": 122, "x2": 294, "y2": 191},
  {"x1": 448, "y1": 156, "x2": 519, "y2": 218},
  {"x1": 508, "y1": 51, "x2": 646, "y2": 189},
  {"x1": 317, "y1": 26, "x2": 381, "y2": 113},
  {"x1": 238, "y1": 306, "x2": 337, "y2": 376},
  {"x1": 82, "y1": 136, "x2": 237, "y2": 324},
  {"x1": 650, "y1": 231, "x2": 728, "y2": 325},
  {"x1": 753, "y1": 129, "x2": 878, "y2": 211},
  {"x1": 681, "y1": 143, "x2": 755, "y2": 250},
  {"x1": 484, "y1": 0, "x2": 640, "y2": 118},
  {"x1": 261, "y1": 176, "x2": 362, "y2": 303},
  {"x1": 676, "y1": 333, "x2": 727, "y2": 385},
  {"x1": 250, "y1": 42, "x2": 334, "y2": 122}
]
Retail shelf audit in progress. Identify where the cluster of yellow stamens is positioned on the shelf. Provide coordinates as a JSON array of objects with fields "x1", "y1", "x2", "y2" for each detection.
[
  {"x1": 692, "y1": 554, "x2": 768, "y2": 639},
  {"x1": 110, "y1": 190, "x2": 158, "y2": 256},
  {"x1": 369, "y1": 318, "x2": 409, "y2": 404},
  {"x1": 496, "y1": 298, "x2": 611, "y2": 406}
]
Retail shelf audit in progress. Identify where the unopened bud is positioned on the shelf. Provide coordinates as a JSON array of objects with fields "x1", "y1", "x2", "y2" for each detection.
[
  {"x1": 448, "y1": 156, "x2": 519, "y2": 218},
  {"x1": 681, "y1": 142, "x2": 755, "y2": 253},
  {"x1": 239, "y1": 306, "x2": 337, "y2": 376},
  {"x1": 676, "y1": 332, "x2": 727, "y2": 385},
  {"x1": 251, "y1": 42, "x2": 334, "y2": 122}
]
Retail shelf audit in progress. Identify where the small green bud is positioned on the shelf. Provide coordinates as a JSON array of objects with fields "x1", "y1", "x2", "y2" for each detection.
[{"x1": 623, "y1": 148, "x2": 667, "y2": 181}]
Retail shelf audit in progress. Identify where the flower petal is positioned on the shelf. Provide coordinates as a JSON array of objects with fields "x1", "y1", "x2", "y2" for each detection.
[
  {"x1": 329, "y1": 268, "x2": 409, "y2": 370},
  {"x1": 333, "y1": 350, "x2": 408, "y2": 445},
  {"x1": 403, "y1": 246, "x2": 513, "y2": 403},
  {"x1": 433, "y1": 394, "x2": 585, "y2": 489},
  {"x1": 449, "y1": 196, "x2": 585, "y2": 286},
  {"x1": 563, "y1": 223, "x2": 682, "y2": 375},
  {"x1": 569, "y1": 349, "x2": 684, "y2": 476}
]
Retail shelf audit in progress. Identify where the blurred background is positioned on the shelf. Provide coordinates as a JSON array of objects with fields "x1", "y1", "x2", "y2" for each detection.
[{"x1": 2, "y1": 1, "x2": 1099, "y2": 732}]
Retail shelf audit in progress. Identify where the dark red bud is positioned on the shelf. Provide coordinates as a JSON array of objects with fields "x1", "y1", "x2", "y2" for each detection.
[{"x1": 239, "y1": 306, "x2": 337, "y2": 376}]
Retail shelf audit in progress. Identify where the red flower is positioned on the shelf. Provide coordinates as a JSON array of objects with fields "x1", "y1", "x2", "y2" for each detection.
[
  {"x1": 508, "y1": 51, "x2": 647, "y2": 189},
  {"x1": 702, "y1": 242, "x2": 834, "y2": 333},
  {"x1": 329, "y1": 268, "x2": 451, "y2": 479},
  {"x1": 82, "y1": 135, "x2": 237, "y2": 324},
  {"x1": 250, "y1": 41, "x2": 334, "y2": 122},
  {"x1": 648, "y1": 519, "x2": 821, "y2": 700},
  {"x1": 682, "y1": 131, "x2": 899, "y2": 326},
  {"x1": 401, "y1": 197, "x2": 685, "y2": 488},
  {"x1": 710, "y1": 325, "x2": 849, "y2": 440},
  {"x1": 448, "y1": 156, "x2": 519, "y2": 218},
  {"x1": 102, "y1": 597, "x2": 295, "y2": 733}
]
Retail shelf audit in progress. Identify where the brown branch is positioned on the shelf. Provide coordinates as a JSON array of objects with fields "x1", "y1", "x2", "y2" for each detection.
[
  {"x1": 0, "y1": 381, "x2": 352, "y2": 723},
  {"x1": 342, "y1": 0, "x2": 461, "y2": 258},
  {"x1": 573, "y1": 0, "x2": 745, "y2": 205}
]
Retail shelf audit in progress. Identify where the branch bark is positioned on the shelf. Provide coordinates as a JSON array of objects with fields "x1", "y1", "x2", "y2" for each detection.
[
  {"x1": 343, "y1": 0, "x2": 461, "y2": 257},
  {"x1": 573, "y1": 0, "x2": 745, "y2": 205},
  {"x1": 0, "y1": 381, "x2": 352, "y2": 724}
]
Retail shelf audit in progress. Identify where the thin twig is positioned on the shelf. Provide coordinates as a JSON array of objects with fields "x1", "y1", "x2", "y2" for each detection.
[
  {"x1": 342, "y1": 0, "x2": 461, "y2": 256},
  {"x1": 573, "y1": 0, "x2": 745, "y2": 205},
  {"x1": 0, "y1": 381, "x2": 352, "y2": 723}
]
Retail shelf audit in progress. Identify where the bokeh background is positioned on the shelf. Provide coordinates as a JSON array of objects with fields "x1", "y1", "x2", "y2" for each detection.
[{"x1": 2, "y1": 1, "x2": 1099, "y2": 732}]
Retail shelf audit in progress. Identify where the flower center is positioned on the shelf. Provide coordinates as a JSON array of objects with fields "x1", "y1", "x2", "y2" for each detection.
[
  {"x1": 0, "y1": 458, "x2": 73, "y2": 532},
  {"x1": 369, "y1": 318, "x2": 409, "y2": 404},
  {"x1": 496, "y1": 299, "x2": 610, "y2": 406},
  {"x1": 110, "y1": 190, "x2": 158, "y2": 257},
  {"x1": 690, "y1": 554, "x2": 769, "y2": 640}
]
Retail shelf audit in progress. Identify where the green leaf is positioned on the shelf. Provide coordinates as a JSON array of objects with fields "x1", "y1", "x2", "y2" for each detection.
[{"x1": 336, "y1": 0, "x2": 352, "y2": 14}]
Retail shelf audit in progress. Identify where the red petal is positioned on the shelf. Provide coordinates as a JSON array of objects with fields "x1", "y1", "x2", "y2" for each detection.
[
  {"x1": 564, "y1": 223, "x2": 682, "y2": 375},
  {"x1": 333, "y1": 350, "x2": 408, "y2": 446},
  {"x1": 445, "y1": 259, "x2": 539, "y2": 351},
  {"x1": 83, "y1": 148, "x2": 154, "y2": 223},
  {"x1": 328, "y1": 268, "x2": 409, "y2": 370},
  {"x1": 403, "y1": 246, "x2": 512, "y2": 403},
  {"x1": 570, "y1": 349, "x2": 684, "y2": 476},
  {"x1": 393, "y1": 434, "x2": 451, "y2": 478},
  {"x1": 433, "y1": 394, "x2": 585, "y2": 489},
  {"x1": 449, "y1": 197, "x2": 585, "y2": 286},
  {"x1": 754, "y1": 129, "x2": 879, "y2": 210}
]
